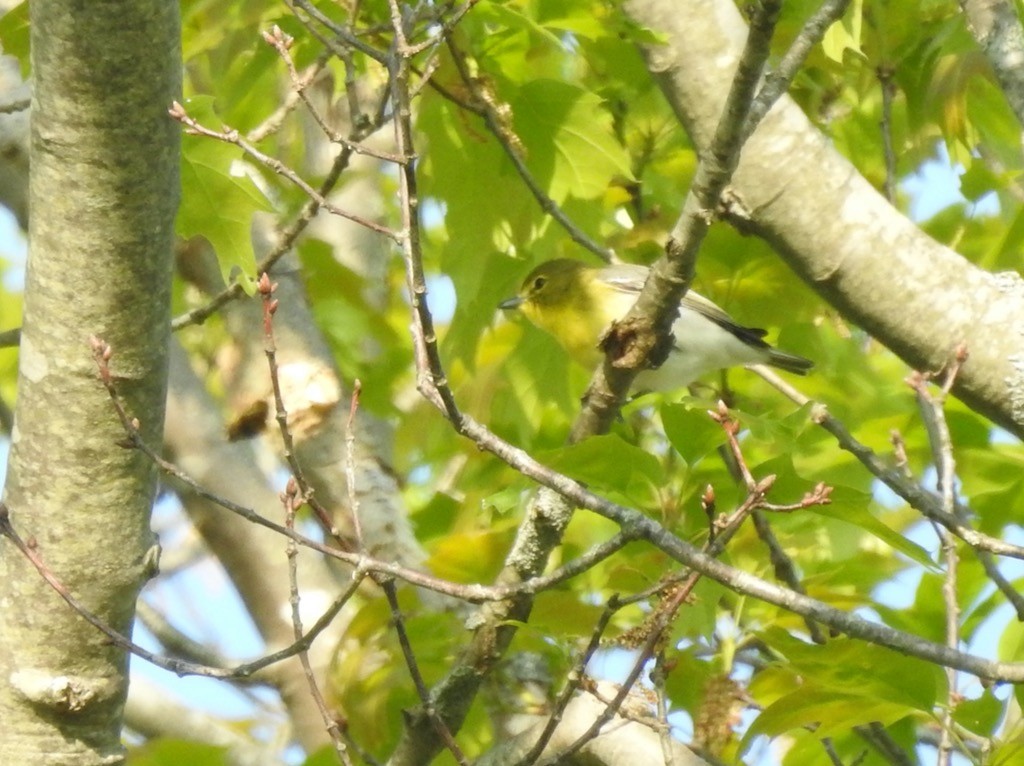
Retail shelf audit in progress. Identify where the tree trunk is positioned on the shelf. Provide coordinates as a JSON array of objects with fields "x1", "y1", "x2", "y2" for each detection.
[{"x1": 0, "y1": 1, "x2": 179, "y2": 763}]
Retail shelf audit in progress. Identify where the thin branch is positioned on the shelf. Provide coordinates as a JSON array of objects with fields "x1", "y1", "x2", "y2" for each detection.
[
  {"x1": 0, "y1": 499, "x2": 366, "y2": 681},
  {"x1": 169, "y1": 102, "x2": 398, "y2": 239},
  {"x1": 545, "y1": 576, "x2": 701, "y2": 763},
  {"x1": 753, "y1": 366, "x2": 1024, "y2": 560},
  {"x1": 431, "y1": 407, "x2": 1024, "y2": 683},
  {"x1": 745, "y1": 0, "x2": 854, "y2": 138},
  {"x1": 171, "y1": 80, "x2": 393, "y2": 331},
  {"x1": 135, "y1": 601, "x2": 246, "y2": 676},
  {"x1": 570, "y1": 0, "x2": 784, "y2": 440},
  {"x1": 750, "y1": 510, "x2": 827, "y2": 644},
  {"x1": 262, "y1": 25, "x2": 405, "y2": 163},
  {"x1": 94, "y1": 336, "x2": 636, "y2": 607},
  {"x1": 878, "y1": 65, "x2": 898, "y2": 204},
  {"x1": 101, "y1": 326, "x2": 1024, "y2": 686},
  {"x1": 908, "y1": 353, "x2": 967, "y2": 766},
  {"x1": 287, "y1": 0, "x2": 389, "y2": 63},
  {"x1": 247, "y1": 47, "x2": 331, "y2": 143},
  {"x1": 856, "y1": 722, "x2": 916, "y2": 766},
  {"x1": 512, "y1": 602, "x2": 620, "y2": 766},
  {"x1": 257, "y1": 274, "x2": 351, "y2": 548},
  {"x1": 282, "y1": 481, "x2": 352, "y2": 762},
  {"x1": 383, "y1": 582, "x2": 469, "y2": 765}
]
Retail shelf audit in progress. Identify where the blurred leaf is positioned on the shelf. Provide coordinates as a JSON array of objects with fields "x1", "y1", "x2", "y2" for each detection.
[
  {"x1": 0, "y1": 2, "x2": 29, "y2": 76},
  {"x1": 753, "y1": 629, "x2": 944, "y2": 713},
  {"x1": 428, "y1": 528, "x2": 515, "y2": 584},
  {"x1": 129, "y1": 740, "x2": 228, "y2": 766},
  {"x1": 808, "y1": 488, "x2": 935, "y2": 569},
  {"x1": 822, "y1": 0, "x2": 863, "y2": 63},
  {"x1": 745, "y1": 631, "x2": 943, "y2": 749},
  {"x1": 747, "y1": 688, "x2": 911, "y2": 744},
  {"x1": 529, "y1": 590, "x2": 607, "y2": 637},
  {"x1": 952, "y1": 689, "x2": 1004, "y2": 736}
]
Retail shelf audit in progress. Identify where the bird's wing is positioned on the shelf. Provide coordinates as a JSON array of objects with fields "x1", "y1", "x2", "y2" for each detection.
[
  {"x1": 681, "y1": 292, "x2": 768, "y2": 342},
  {"x1": 682, "y1": 291, "x2": 770, "y2": 347},
  {"x1": 602, "y1": 265, "x2": 770, "y2": 347},
  {"x1": 600, "y1": 265, "x2": 650, "y2": 295}
]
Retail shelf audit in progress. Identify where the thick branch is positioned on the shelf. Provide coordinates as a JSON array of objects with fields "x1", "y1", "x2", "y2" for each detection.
[
  {"x1": 624, "y1": 0, "x2": 1024, "y2": 438},
  {"x1": 961, "y1": 0, "x2": 1024, "y2": 128}
]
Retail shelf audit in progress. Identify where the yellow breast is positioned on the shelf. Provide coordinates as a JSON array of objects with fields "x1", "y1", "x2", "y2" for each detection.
[{"x1": 519, "y1": 277, "x2": 633, "y2": 368}]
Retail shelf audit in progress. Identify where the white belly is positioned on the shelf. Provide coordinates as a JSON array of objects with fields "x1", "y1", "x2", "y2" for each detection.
[{"x1": 633, "y1": 308, "x2": 767, "y2": 391}]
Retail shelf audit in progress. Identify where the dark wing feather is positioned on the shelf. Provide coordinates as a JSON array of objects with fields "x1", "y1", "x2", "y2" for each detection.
[
  {"x1": 601, "y1": 264, "x2": 773, "y2": 349},
  {"x1": 681, "y1": 292, "x2": 771, "y2": 348}
]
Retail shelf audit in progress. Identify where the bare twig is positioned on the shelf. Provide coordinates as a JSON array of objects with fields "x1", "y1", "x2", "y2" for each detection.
[
  {"x1": 0, "y1": 498, "x2": 366, "y2": 681},
  {"x1": 907, "y1": 350, "x2": 968, "y2": 766},
  {"x1": 547, "y1": 577, "x2": 700, "y2": 763},
  {"x1": 262, "y1": 25, "x2": 404, "y2": 163},
  {"x1": 282, "y1": 480, "x2": 351, "y2": 762},
  {"x1": 256, "y1": 274, "x2": 351, "y2": 548},
  {"x1": 247, "y1": 47, "x2": 331, "y2": 143},
  {"x1": 878, "y1": 65, "x2": 898, "y2": 204},
  {"x1": 383, "y1": 582, "x2": 469, "y2": 765},
  {"x1": 167, "y1": 82, "x2": 391, "y2": 329},
  {"x1": 169, "y1": 101, "x2": 398, "y2": 239},
  {"x1": 750, "y1": 510, "x2": 828, "y2": 644},
  {"x1": 745, "y1": 0, "x2": 854, "y2": 138},
  {"x1": 287, "y1": 0, "x2": 389, "y2": 63}
]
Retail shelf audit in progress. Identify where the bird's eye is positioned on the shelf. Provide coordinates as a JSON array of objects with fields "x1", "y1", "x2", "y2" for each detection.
[{"x1": 532, "y1": 276, "x2": 547, "y2": 291}]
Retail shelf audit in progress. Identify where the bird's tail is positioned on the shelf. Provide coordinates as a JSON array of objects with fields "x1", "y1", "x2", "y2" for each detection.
[{"x1": 767, "y1": 349, "x2": 814, "y2": 375}]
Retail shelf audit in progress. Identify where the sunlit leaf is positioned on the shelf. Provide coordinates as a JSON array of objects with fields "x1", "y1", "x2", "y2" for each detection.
[{"x1": 176, "y1": 96, "x2": 270, "y2": 294}]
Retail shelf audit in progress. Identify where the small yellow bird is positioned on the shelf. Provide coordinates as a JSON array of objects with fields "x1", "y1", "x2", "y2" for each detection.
[{"x1": 499, "y1": 259, "x2": 812, "y2": 391}]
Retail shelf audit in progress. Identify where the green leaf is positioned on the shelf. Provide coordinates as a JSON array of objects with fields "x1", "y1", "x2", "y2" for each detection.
[
  {"x1": 304, "y1": 745, "x2": 349, "y2": 766},
  {"x1": 510, "y1": 80, "x2": 634, "y2": 203},
  {"x1": 443, "y1": 252, "x2": 526, "y2": 365},
  {"x1": 0, "y1": 2, "x2": 29, "y2": 77},
  {"x1": 999, "y1": 618, "x2": 1024, "y2": 663},
  {"x1": 530, "y1": 590, "x2": 607, "y2": 637},
  {"x1": 176, "y1": 96, "x2": 270, "y2": 294},
  {"x1": 754, "y1": 629, "x2": 944, "y2": 712},
  {"x1": 952, "y1": 690, "x2": 1004, "y2": 736},
  {"x1": 821, "y1": 0, "x2": 863, "y2": 63},
  {"x1": 809, "y1": 488, "x2": 936, "y2": 570},
  {"x1": 660, "y1": 401, "x2": 727, "y2": 465},
  {"x1": 129, "y1": 740, "x2": 228, "y2": 766},
  {"x1": 428, "y1": 528, "x2": 515, "y2": 584},
  {"x1": 747, "y1": 687, "x2": 910, "y2": 743},
  {"x1": 744, "y1": 633, "x2": 942, "y2": 747},
  {"x1": 543, "y1": 433, "x2": 663, "y2": 509}
]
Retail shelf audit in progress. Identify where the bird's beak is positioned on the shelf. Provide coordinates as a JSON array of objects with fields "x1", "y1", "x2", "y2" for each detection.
[{"x1": 498, "y1": 295, "x2": 523, "y2": 310}]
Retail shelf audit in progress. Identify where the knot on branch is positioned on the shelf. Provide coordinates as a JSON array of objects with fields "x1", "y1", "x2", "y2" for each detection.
[{"x1": 600, "y1": 316, "x2": 674, "y2": 371}]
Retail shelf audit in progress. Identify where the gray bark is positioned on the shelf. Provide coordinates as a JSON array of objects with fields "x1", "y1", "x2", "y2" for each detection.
[
  {"x1": 0, "y1": 1, "x2": 179, "y2": 763},
  {"x1": 624, "y1": 0, "x2": 1024, "y2": 438}
]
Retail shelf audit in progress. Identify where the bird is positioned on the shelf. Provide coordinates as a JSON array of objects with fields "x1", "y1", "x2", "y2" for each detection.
[{"x1": 498, "y1": 258, "x2": 812, "y2": 391}]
